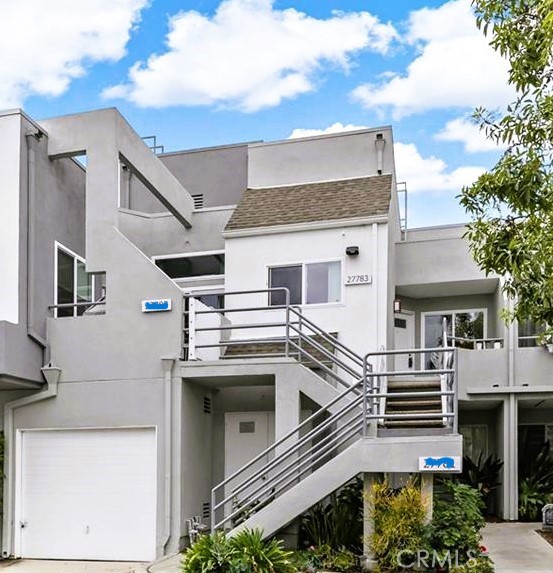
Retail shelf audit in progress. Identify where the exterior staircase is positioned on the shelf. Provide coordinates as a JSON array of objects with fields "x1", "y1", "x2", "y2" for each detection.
[
  {"x1": 183, "y1": 289, "x2": 459, "y2": 538},
  {"x1": 383, "y1": 377, "x2": 445, "y2": 428}
]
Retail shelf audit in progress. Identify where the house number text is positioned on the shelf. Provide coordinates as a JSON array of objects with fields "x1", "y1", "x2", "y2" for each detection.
[{"x1": 346, "y1": 274, "x2": 372, "y2": 285}]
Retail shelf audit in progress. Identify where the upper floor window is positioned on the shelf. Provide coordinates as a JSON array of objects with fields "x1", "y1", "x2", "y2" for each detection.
[
  {"x1": 268, "y1": 261, "x2": 341, "y2": 306},
  {"x1": 518, "y1": 319, "x2": 547, "y2": 348},
  {"x1": 423, "y1": 310, "x2": 485, "y2": 350},
  {"x1": 154, "y1": 251, "x2": 224, "y2": 280},
  {"x1": 55, "y1": 243, "x2": 94, "y2": 317}
]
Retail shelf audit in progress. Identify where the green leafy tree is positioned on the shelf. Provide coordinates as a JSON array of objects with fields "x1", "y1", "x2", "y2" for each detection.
[{"x1": 460, "y1": 0, "x2": 553, "y2": 339}]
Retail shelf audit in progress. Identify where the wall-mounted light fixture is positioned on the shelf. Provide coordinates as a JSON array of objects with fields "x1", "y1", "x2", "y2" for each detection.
[
  {"x1": 346, "y1": 246, "x2": 359, "y2": 256},
  {"x1": 375, "y1": 133, "x2": 386, "y2": 175},
  {"x1": 393, "y1": 298, "x2": 402, "y2": 313}
]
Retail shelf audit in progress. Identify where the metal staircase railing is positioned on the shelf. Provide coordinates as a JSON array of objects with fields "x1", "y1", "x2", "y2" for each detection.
[
  {"x1": 183, "y1": 288, "x2": 365, "y2": 391},
  {"x1": 210, "y1": 344, "x2": 457, "y2": 533},
  {"x1": 182, "y1": 289, "x2": 457, "y2": 532}
]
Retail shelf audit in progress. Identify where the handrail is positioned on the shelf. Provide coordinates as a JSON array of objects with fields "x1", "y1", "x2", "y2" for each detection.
[
  {"x1": 211, "y1": 345, "x2": 458, "y2": 533},
  {"x1": 185, "y1": 290, "x2": 459, "y2": 533}
]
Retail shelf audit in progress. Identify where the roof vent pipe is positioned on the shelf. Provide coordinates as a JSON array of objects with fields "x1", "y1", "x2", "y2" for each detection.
[{"x1": 375, "y1": 133, "x2": 385, "y2": 175}]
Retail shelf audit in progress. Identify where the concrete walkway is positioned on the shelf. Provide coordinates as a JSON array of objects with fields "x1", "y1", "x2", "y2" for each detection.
[
  {"x1": 482, "y1": 522, "x2": 553, "y2": 573},
  {"x1": 0, "y1": 561, "x2": 148, "y2": 572}
]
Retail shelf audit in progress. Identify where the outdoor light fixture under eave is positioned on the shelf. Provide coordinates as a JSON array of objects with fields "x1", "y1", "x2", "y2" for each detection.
[
  {"x1": 375, "y1": 133, "x2": 386, "y2": 175},
  {"x1": 393, "y1": 299, "x2": 402, "y2": 313}
]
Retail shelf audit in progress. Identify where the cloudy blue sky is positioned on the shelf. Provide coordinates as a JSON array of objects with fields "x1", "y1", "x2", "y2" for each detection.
[{"x1": 2, "y1": 0, "x2": 511, "y2": 227}]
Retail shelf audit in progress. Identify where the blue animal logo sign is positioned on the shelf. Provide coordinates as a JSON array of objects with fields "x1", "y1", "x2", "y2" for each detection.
[
  {"x1": 419, "y1": 456, "x2": 460, "y2": 472},
  {"x1": 142, "y1": 299, "x2": 172, "y2": 313}
]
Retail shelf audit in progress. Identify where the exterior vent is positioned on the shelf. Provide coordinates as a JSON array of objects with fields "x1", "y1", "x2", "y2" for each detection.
[
  {"x1": 202, "y1": 502, "x2": 210, "y2": 520},
  {"x1": 192, "y1": 194, "x2": 204, "y2": 209},
  {"x1": 203, "y1": 396, "x2": 212, "y2": 414}
]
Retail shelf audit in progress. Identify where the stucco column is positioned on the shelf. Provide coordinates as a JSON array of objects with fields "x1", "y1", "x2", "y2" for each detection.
[
  {"x1": 363, "y1": 473, "x2": 379, "y2": 571},
  {"x1": 274, "y1": 372, "x2": 300, "y2": 454},
  {"x1": 421, "y1": 473, "x2": 433, "y2": 523}
]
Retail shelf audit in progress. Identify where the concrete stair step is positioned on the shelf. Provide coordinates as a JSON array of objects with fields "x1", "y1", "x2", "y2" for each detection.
[
  {"x1": 387, "y1": 378, "x2": 441, "y2": 391},
  {"x1": 384, "y1": 419, "x2": 445, "y2": 428},
  {"x1": 386, "y1": 399, "x2": 441, "y2": 408},
  {"x1": 385, "y1": 408, "x2": 442, "y2": 416}
]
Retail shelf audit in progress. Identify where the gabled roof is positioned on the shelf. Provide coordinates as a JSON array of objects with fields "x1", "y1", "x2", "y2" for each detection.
[{"x1": 225, "y1": 174, "x2": 392, "y2": 231}]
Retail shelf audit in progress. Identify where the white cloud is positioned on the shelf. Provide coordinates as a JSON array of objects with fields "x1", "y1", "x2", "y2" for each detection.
[
  {"x1": 352, "y1": 0, "x2": 513, "y2": 118},
  {"x1": 103, "y1": 0, "x2": 397, "y2": 112},
  {"x1": 394, "y1": 141, "x2": 485, "y2": 193},
  {"x1": 0, "y1": 0, "x2": 148, "y2": 108},
  {"x1": 288, "y1": 122, "x2": 369, "y2": 139},
  {"x1": 435, "y1": 116, "x2": 507, "y2": 153},
  {"x1": 287, "y1": 122, "x2": 486, "y2": 193}
]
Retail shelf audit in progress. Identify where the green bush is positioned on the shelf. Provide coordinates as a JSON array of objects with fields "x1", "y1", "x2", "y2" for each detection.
[
  {"x1": 181, "y1": 528, "x2": 296, "y2": 573},
  {"x1": 368, "y1": 480, "x2": 429, "y2": 572},
  {"x1": 518, "y1": 442, "x2": 553, "y2": 521},
  {"x1": 450, "y1": 556, "x2": 495, "y2": 573},
  {"x1": 291, "y1": 545, "x2": 359, "y2": 573},
  {"x1": 459, "y1": 453, "x2": 503, "y2": 515},
  {"x1": 300, "y1": 477, "x2": 363, "y2": 552},
  {"x1": 429, "y1": 479, "x2": 485, "y2": 565}
]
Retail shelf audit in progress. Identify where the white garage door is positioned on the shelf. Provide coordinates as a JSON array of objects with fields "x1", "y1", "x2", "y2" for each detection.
[{"x1": 18, "y1": 428, "x2": 157, "y2": 561}]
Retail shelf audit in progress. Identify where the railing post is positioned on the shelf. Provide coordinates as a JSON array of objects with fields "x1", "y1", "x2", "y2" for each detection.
[
  {"x1": 211, "y1": 488, "x2": 216, "y2": 533},
  {"x1": 453, "y1": 347, "x2": 459, "y2": 433},
  {"x1": 362, "y1": 359, "x2": 369, "y2": 436},
  {"x1": 188, "y1": 297, "x2": 197, "y2": 361},
  {"x1": 284, "y1": 289, "x2": 290, "y2": 358}
]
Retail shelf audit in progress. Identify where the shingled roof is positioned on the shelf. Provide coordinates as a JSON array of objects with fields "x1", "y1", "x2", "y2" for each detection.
[{"x1": 225, "y1": 175, "x2": 392, "y2": 231}]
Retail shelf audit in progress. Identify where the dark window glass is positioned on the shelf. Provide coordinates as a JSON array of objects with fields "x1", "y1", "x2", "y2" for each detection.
[
  {"x1": 518, "y1": 319, "x2": 546, "y2": 347},
  {"x1": 305, "y1": 261, "x2": 341, "y2": 304},
  {"x1": 57, "y1": 250, "x2": 74, "y2": 317},
  {"x1": 269, "y1": 266, "x2": 302, "y2": 306},
  {"x1": 156, "y1": 254, "x2": 224, "y2": 279}
]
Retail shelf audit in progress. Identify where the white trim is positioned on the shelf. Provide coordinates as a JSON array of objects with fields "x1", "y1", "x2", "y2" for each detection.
[
  {"x1": 54, "y1": 242, "x2": 94, "y2": 318},
  {"x1": 152, "y1": 249, "x2": 224, "y2": 261},
  {"x1": 223, "y1": 215, "x2": 388, "y2": 239},
  {"x1": 421, "y1": 308, "x2": 488, "y2": 348},
  {"x1": 266, "y1": 257, "x2": 344, "y2": 306}
]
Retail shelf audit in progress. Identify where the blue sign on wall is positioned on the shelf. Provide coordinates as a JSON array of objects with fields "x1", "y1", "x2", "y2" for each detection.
[
  {"x1": 419, "y1": 456, "x2": 461, "y2": 472},
  {"x1": 142, "y1": 299, "x2": 172, "y2": 313}
]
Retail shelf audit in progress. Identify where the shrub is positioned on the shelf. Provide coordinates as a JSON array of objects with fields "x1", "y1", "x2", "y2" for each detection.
[
  {"x1": 181, "y1": 531, "x2": 237, "y2": 573},
  {"x1": 300, "y1": 477, "x2": 363, "y2": 552},
  {"x1": 459, "y1": 453, "x2": 503, "y2": 514},
  {"x1": 368, "y1": 480, "x2": 429, "y2": 572},
  {"x1": 291, "y1": 545, "x2": 359, "y2": 573},
  {"x1": 518, "y1": 442, "x2": 553, "y2": 521},
  {"x1": 429, "y1": 479, "x2": 485, "y2": 565},
  {"x1": 181, "y1": 528, "x2": 296, "y2": 573},
  {"x1": 450, "y1": 556, "x2": 495, "y2": 573}
]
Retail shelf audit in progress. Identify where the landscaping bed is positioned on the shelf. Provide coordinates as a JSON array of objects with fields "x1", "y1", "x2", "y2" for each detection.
[{"x1": 537, "y1": 529, "x2": 553, "y2": 548}]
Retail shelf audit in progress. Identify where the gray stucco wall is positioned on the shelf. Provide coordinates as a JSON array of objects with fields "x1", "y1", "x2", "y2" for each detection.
[
  {"x1": 118, "y1": 207, "x2": 232, "y2": 258},
  {"x1": 181, "y1": 382, "x2": 214, "y2": 533},
  {"x1": 124, "y1": 143, "x2": 248, "y2": 213},
  {"x1": 0, "y1": 112, "x2": 86, "y2": 384}
]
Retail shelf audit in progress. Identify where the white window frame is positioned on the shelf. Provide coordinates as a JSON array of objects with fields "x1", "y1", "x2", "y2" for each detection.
[
  {"x1": 152, "y1": 249, "x2": 225, "y2": 281},
  {"x1": 421, "y1": 308, "x2": 488, "y2": 347},
  {"x1": 267, "y1": 258, "x2": 344, "y2": 307},
  {"x1": 54, "y1": 241, "x2": 94, "y2": 318}
]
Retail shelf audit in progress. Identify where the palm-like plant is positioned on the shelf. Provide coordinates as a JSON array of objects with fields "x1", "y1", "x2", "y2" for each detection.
[{"x1": 460, "y1": 453, "x2": 503, "y2": 514}]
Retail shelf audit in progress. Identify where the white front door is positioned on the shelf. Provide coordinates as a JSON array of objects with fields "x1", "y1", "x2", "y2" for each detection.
[
  {"x1": 18, "y1": 428, "x2": 157, "y2": 561},
  {"x1": 394, "y1": 311, "x2": 415, "y2": 371},
  {"x1": 224, "y1": 412, "x2": 275, "y2": 504}
]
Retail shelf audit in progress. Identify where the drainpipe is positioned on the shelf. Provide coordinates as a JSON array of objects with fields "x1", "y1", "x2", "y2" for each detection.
[
  {"x1": 372, "y1": 223, "x2": 379, "y2": 349},
  {"x1": 161, "y1": 358, "x2": 175, "y2": 553},
  {"x1": 2, "y1": 365, "x2": 61, "y2": 558},
  {"x1": 25, "y1": 130, "x2": 49, "y2": 361}
]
